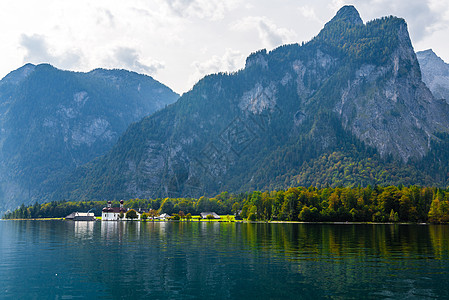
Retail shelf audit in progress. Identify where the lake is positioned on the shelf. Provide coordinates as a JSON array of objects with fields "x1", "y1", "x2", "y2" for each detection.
[{"x1": 0, "y1": 221, "x2": 448, "y2": 299}]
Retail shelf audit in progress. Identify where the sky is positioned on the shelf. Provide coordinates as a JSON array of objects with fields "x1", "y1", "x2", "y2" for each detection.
[{"x1": 0, "y1": 0, "x2": 448, "y2": 94}]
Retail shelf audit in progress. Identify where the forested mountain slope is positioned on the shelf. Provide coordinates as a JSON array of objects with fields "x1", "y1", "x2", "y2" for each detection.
[
  {"x1": 57, "y1": 6, "x2": 449, "y2": 202},
  {"x1": 0, "y1": 64, "x2": 178, "y2": 213}
]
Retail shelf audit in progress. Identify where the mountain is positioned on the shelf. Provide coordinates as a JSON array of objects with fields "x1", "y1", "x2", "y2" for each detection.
[
  {"x1": 417, "y1": 49, "x2": 449, "y2": 103},
  {"x1": 0, "y1": 64, "x2": 178, "y2": 213},
  {"x1": 56, "y1": 6, "x2": 449, "y2": 202}
]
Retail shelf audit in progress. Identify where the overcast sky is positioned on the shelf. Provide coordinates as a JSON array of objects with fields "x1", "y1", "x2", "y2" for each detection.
[{"x1": 1, "y1": 0, "x2": 448, "y2": 94}]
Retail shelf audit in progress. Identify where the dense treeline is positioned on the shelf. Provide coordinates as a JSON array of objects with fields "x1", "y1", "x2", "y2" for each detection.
[
  {"x1": 3, "y1": 186, "x2": 449, "y2": 223},
  {"x1": 2, "y1": 200, "x2": 108, "y2": 220}
]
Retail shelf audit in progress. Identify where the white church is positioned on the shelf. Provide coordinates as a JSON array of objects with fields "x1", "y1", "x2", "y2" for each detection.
[{"x1": 102, "y1": 200, "x2": 141, "y2": 221}]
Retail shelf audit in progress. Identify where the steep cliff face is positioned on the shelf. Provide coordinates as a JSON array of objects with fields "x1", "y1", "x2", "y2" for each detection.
[
  {"x1": 325, "y1": 20, "x2": 449, "y2": 161},
  {"x1": 417, "y1": 49, "x2": 449, "y2": 103},
  {"x1": 0, "y1": 64, "x2": 178, "y2": 212},
  {"x1": 56, "y1": 6, "x2": 449, "y2": 202}
]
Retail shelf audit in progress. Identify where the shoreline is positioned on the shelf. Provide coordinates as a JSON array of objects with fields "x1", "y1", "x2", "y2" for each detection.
[{"x1": 2, "y1": 218, "x2": 446, "y2": 225}]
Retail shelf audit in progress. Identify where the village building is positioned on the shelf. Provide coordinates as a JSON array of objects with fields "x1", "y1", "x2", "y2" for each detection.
[
  {"x1": 136, "y1": 208, "x2": 149, "y2": 215},
  {"x1": 200, "y1": 212, "x2": 220, "y2": 219},
  {"x1": 102, "y1": 200, "x2": 141, "y2": 221},
  {"x1": 65, "y1": 212, "x2": 96, "y2": 221},
  {"x1": 156, "y1": 213, "x2": 171, "y2": 220}
]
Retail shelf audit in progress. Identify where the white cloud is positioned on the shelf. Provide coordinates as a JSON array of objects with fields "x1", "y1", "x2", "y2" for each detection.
[
  {"x1": 298, "y1": 5, "x2": 322, "y2": 23},
  {"x1": 112, "y1": 47, "x2": 165, "y2": 75},
  {"x1": 20, "y1": 34, "x2": 83, "y2": 69},
  {"x1": 428, "y1": 0, "x2": 449, "y2": 30},
  {"x1": 329, "y1": 0, "x2": 346, "y2": 12},
  {"x1": 232, "y1": 16, "x2": 297, "y2": 49},
  {"x1": 189, "y1": 48, "x2": 245, "y2": 87},
  {"x1": 161, "y1": 0, "x2": 240, "y2": 20},
  {"x1": 20, "y1": 34, "x2": 53, "y2": 63},
  {"x1": 390, "y1": 0, "x2": 443, "y2": 41},
  {"x1": 193, "y1": 48, "x2": 244, "y2": 74},
  {"x1": 96, "y1": 8, "x2": 116, "y2": 27}
]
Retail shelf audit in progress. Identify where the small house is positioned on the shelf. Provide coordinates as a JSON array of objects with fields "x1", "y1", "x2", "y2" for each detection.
[
  {"x1": 200, "y1": 212, "x2": 220, "y2": 219},
  {"x1": 65, "y1": 212, "x2": 96, "y2": 221},
  {"x1": 156, "y1": 213, "x2": 171, "y2": 220}
]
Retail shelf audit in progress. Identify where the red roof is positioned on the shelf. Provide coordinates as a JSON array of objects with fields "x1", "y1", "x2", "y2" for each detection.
[{"x1": 102, "y1": 207, "x2": 127, "y2": 213}]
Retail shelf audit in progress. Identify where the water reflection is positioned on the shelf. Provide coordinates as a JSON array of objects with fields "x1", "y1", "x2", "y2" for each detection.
[
  {"x1": 100, "y1": 221, "x2": 145, "y2": 243},
  {"x1": 73, "y1": 221, "x2": 95, "y2": 239},
  {"x1": 234, "y1": 223, "x2": 449, "y2": 261},
  {"x1": 1, "y1": 221, "x2": 448, "y2": 299}
]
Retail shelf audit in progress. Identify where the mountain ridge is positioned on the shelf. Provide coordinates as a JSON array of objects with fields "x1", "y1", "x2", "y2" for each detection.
[
  {"x1": 0, "y1": 64, "x2": 179, "y2": 213},
  {"x1": 53, "y1": 6, "x2": 449, "y2": 203}
]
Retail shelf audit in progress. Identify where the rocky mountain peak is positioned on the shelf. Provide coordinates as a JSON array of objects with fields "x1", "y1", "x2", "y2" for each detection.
[
  {"x1": 327, "y1": 5, "x2": 363, "y2": 26},
  {"x1": 418, "y1": 49, "x2": 441, "y2": 61},
  {"x1": 0, "y1": 63, "x2": 35, "y2": 86},
  {"x1": 417, "y1": 49, "x2": 449, "y2": 103},
  {"x1": 418, "y1": 49, "x2": 437, "y2": 58},
  {"x1": 245, "y1": 49, "x2": 268, "y2": 69},
  {"x1": 417, "y1": 49, "x2": 449, "y2": 77}
]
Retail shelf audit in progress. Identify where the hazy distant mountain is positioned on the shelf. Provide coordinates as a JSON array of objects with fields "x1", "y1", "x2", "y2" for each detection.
[
  {"x1": 52, "y1": 5, "x2": 449, "y2": 203},
  {"x1": 0, "y1": 64, "x2": 178, "y2": 213},
  {"x1": 417, "y1": 49, "x2": 449, "y2": 103}
]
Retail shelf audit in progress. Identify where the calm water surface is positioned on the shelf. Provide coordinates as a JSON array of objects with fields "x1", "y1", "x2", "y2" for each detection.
[{"x1": 1, "y1": 221, "x2": 448, "y2": 299}]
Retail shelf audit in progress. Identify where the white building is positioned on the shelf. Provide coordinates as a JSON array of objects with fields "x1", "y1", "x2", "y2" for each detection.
[
  {"x1": 102, "y1": 200, "x2": 141, "y2": 221},
  {"x1": 65, "y1": 212, "x2": 96, "y2": 221},
  {"x1": 200, "y1": 212, "x2": 220, "y2": 219},
  {"x1": 156, "y1": 213, "x2": 171, "y2": 220}
]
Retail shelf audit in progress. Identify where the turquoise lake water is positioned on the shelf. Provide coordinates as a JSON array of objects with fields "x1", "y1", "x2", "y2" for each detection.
[{"x1": 1, "y1": 221, "x2": 448, "y2": 299}]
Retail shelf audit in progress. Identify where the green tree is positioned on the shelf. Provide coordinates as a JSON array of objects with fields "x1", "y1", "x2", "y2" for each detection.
[
  {"x1": 159, "y1": 198, "x2": 174, "y2": 214},
  {"x1": 299, "y1": 206, "x2": 319, "y2": 221},
  {"x1": 232, "y1": 202, "x2": 240, "y2": 216},
  {"x1": 428, "y1": 199, "x2": 441, "y2": 223},
  {"x1": 389, "y1": 209, "x2": 396, "y2": 222},
  {"x1": 148, "y1": 209, "x2": 158, "y2": 221},
  {"x1": 126, "y1": 209, "x2": 138, "y2": 220},
  {"x1": 241, "y1": 204, "x2": 250, "y2": 219},
  {"x1": 250, "y1": 191, "x2": 262, "y2": 217},
  {"x1": 394, "y1": 212, "x2": 399, "y2": 222},
  {"x1": 247, "y1": 212, "x2": 256, "y2": 221}
]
